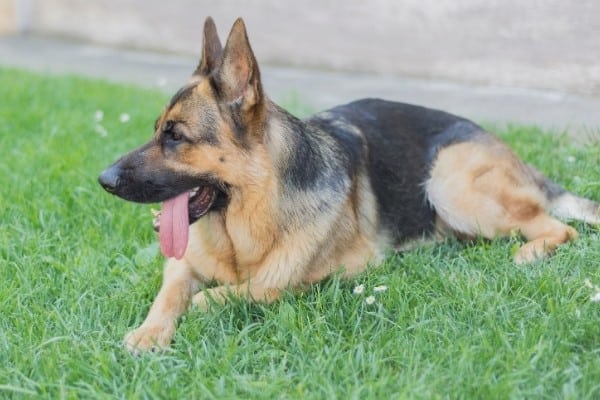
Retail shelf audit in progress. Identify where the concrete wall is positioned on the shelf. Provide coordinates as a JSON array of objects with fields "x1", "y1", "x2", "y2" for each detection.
[
  {"x1": 0, "y1": 0, "x2": 18, "y2": 34},
  {"x1": 6, "y1": 0, "x2": 600, "y2": 95}
]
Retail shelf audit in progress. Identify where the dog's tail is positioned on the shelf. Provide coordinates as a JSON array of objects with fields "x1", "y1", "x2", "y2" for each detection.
[
  {"x1": 549, "y1": 192, "x2": 600, "y2": 224},
  {"x1": 528, "y1": 164, "x2": 600, "y2": 224}
]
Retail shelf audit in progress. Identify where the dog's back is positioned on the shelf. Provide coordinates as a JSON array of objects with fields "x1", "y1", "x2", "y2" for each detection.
[{"x1": 309, "y1": 99, "x2": 484, "y2": 245}]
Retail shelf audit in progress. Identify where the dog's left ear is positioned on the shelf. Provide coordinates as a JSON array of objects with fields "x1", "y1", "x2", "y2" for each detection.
[
  {"x1": 215, "y1": 18, "x2": 263, "y2": 110},
  {"x1": 194, "y1": 17, "x2": 223, "y2": 76}
]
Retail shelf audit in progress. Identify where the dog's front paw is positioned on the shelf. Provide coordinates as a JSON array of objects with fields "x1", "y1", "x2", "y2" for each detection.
[
  {"x1": 191, "y1": 291, "x2": 212, "y2": 312},
  {"x1": 192, "y1": 287, "x2": 229, "y2": 312},
  {"x1": 123, "y1": 323, "x2": 175, "y2": 355}
]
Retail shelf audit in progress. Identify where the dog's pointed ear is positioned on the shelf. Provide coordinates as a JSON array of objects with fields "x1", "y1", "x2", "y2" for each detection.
[
  {"x1": 194, "y1": 17, "x2": 223, "y2": 76},
  {"x1": 215, "y1": 18, "x2": 262, "y2": 109}
]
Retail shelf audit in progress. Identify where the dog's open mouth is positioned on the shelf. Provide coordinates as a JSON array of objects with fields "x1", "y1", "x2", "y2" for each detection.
[{"x1": 152, "y1": 186, "x2": 217, "y2": 260}]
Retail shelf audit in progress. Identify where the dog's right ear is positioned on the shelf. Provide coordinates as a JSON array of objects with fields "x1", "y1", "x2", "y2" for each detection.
[{"x1": 193, "y1": 17, "x2": 223, "y2": 76}]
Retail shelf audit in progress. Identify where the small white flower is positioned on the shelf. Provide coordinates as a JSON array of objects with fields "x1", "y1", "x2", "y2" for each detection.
[
  {"x1": 590, "y1": 292, "x2": 600, "y2": 303},
  {"x1": 353, "y1": 284, "x2": 365, "y2": 295},
  {"x1": 584, "y1": 279, "x2": 594, "y2": 289},
  {"x1": 566, "y1": 156, "x2": 576, "y2": 163},
  {"x1": 94, "y1": 123, "x2": 108, "y2": 137},
  {"x1": 365, "y1": 295, "x2": 376, "y2": 305},
  {"x1": 119, "y1": 113, "x2": 131, "y2": 123},
  {"x1": 373, "y1": 285, "x2": 388, "y2": 293},
  {"x1": 94, "y1": 110, "x2": 104, "y2": 122}
]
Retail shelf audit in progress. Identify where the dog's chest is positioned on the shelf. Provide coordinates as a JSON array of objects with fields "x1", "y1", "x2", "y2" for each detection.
[{"x1": 186, "y1": 212, "x2": 276, "y2": 283}]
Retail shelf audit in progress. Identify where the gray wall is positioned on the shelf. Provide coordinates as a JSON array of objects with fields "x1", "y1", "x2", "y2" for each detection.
[{"x1": 9, "y1": 0, "x2": 600, "y2": 95}]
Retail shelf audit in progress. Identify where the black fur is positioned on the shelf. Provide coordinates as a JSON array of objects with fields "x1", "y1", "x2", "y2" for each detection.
[
  {"x1": 280, "y1": 118, "x2": 343, "y2": 191},
  {"x1": 312, "y1": 99, "x2": 483, "y2": 245}
]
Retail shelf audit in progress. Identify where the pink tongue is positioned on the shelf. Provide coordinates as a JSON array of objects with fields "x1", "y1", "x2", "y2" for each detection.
[{"x1": 159, "y1": 192, "x2": 189, "y2": 259}]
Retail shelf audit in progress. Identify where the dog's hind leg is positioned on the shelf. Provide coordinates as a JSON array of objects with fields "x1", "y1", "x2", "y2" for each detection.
[
  {"x1": 123, "y1": 258, "x2": 199, "y2": 354},
  {"x1": 426, "y1": 139, "x2": 579, "y2": 264},
  {"x1": 511, "y1": 212, "x2": 578, "y2": 263}
]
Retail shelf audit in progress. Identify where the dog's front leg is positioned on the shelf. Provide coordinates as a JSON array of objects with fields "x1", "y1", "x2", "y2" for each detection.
[
  {"x1": 124, "y1": 258, "x2": 199, "y2": 354},
  {"x1": 191, "y1": 238, "x2": 314, "y2": 310}
]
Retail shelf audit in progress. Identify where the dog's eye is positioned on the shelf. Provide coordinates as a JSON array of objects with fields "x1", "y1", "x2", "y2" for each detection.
[
  {"x1": 163, "y1": 130, "x2": 184, "y2": 145},
  {"x1": 162, "y1": 120, "x2": 185, "y2": 144},
  {"x1": 168, "y1": 130, "x2": 183, "y2": 142}
]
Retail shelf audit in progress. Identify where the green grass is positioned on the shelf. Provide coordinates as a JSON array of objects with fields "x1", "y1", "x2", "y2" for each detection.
[{"x1": 1, "y1": 67, "x2": 599, "y2": 399}]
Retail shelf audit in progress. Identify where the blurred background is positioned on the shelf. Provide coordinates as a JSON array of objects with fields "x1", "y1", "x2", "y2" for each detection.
[{"x1": 1, "y1": 0, "x2": 600, "y2": 133}]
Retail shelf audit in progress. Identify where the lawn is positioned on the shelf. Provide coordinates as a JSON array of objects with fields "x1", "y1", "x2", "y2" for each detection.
[{"x1": 0, "y1": 67, "x2": 599, "y2": 399}]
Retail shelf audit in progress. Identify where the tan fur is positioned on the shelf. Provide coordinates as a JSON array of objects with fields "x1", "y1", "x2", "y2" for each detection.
[
  {"x1": 426, "y1": 138, "x2": 578, "y2": 264},
  {"x1": 124, "y1": 192, "x2": 379, "y2": 353},
  {"x1": 123, "y1": 150, "x2": 382, "y2": 353}
]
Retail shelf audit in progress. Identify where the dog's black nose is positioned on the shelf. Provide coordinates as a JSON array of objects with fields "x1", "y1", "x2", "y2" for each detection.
[{"x1": 98, "y1": 166, "x2": 121, "y2": 193}]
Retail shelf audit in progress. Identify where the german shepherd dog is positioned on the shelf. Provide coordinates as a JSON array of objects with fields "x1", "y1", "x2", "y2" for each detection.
[{"x1": 99, "y1": 17, "x2": 599, "y2": 353}]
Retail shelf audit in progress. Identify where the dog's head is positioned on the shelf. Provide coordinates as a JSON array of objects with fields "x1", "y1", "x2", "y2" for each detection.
[{"x1": 98, "y1": 17, "x2": 269, "y2": 258}]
